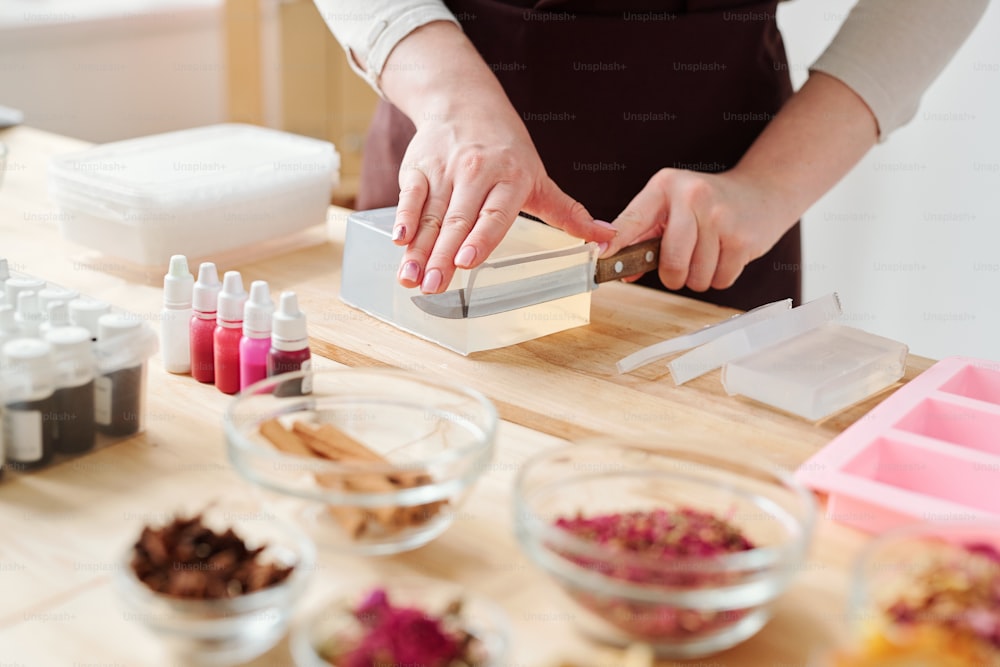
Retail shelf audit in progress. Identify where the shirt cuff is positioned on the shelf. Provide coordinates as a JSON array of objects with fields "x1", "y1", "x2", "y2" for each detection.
[{"x1": 322, "y1": 2, "x2": 460, "y2": 98}]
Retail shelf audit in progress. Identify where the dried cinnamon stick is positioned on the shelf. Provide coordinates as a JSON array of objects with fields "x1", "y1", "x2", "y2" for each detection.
[
  {"x1": 260, "y1": 418, "x2": 313, "y2": 457},
  {"x1": 258, "y1": 419, "x2": 445, "y2": 538}
]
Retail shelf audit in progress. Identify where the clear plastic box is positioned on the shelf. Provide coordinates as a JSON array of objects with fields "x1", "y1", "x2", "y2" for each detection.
[
  {"x1": 48, "y1": 124, "x2": 339, "y2": 279},
  {"x1": 0, "y1": 270, "x2": 158, "y2": 477},
  {"x1": 721, "y1": 323, "x2": 908, "y2": 421},
  {"x1": 340, "y1": 208, "x2": 594, "y2": 355}
]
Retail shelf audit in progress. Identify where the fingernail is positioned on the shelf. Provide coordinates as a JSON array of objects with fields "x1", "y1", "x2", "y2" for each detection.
[
  {"x1": 399, "y1": 261, "x2": 420, "y2": 283},
  {"x1": 392, "y1": 225, "x2": 406, "y2": 242},
  {"x1": 454, "y1": 245, "x2": 477, "y2": 268},
  {"x1": 421, "y1": 268, "x2": 443, "y2": 293},
  {"x1": 598, "y1": 242, "x2": 609, "y2": 256},
  {"x1": 593, "y1": 219, "x2": 617, "y2": 231}
]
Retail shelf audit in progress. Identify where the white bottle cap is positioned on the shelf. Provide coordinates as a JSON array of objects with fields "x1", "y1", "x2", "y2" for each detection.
[
  {"x1": 192, "y1": 262, "x2": 221, "y2": 314},
  {"x1": 243, "y1": 280, "x2": 274, "y2": 338},
  {"x1": 15, "y1": 290, "x2": 43, "y2": 336},
  {"x1": 97, "y1": 312, "x2": 143, "y2": 342},
  {"x1": 45, "y1": 301, "x2": 70, "y2": 327},
  {"x1": 45, "y1": 326, "x2": 95, "y2": 387},
  {"x1": 272, "y1": 291, "x2": 308, "y2": 349},
  {"x1": 38, "y1": 286, "x2": 80, "y2": 314},
  {"x1": 39, "y1": 301, "x2": 70, "y2": 337},
  {"x1": 217, "y1": 271, "x2": 247, "y2": 325},
  {"x1": 0, "y1": 304, "x2": 18, "y2": 336},
  {"x1": 68, "y1": 298, "x2": 112, "y2": 340},
  {"x1": 5, "y1": 276, "x2": 45, "y2": 308},
  {"x1": 163, "y1": 255, "x2": 194, "y2": 309},
  {"x1": 2, "y1": 337, "x2": 55, "y2": 398}
]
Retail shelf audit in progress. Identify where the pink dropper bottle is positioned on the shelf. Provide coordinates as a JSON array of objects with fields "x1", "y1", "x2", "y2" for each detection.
[{"x1": 239, "y1": 280, "x2": 273, "y2": 391}]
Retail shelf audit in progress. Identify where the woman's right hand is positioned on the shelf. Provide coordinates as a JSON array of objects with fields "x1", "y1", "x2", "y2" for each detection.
[{"x1": 379, "y1": 22, "x2": 616, "y2": 294}]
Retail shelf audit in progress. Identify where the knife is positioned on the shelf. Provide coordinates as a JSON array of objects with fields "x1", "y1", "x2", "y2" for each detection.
[{"x1": 411, "y1": 238, "x2": 661, "y2": 319}]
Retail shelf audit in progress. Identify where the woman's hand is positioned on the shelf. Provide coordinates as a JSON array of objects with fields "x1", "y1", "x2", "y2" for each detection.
[
  {"x1": 604, "y1": 71, "x2": 880, "y2": 291},
  {"x1": 393, "y1": 106, "x2": 613, "y2": 294},
  {"x1": 380, "y1": 22, "x2": 615, "y2": 294},
  {"x1": 603, "y1": 169, "x2": 794, "y2": 291}
]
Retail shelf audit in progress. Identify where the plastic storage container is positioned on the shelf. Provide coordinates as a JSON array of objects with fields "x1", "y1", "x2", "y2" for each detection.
[
  {"x1": 0, "y1": 268, "x2": 158, "y2": 477},
  {"x1": 340, "y1": 207, "x2": 594, "y2": 355},
  {"x1": 48, "y1": 124, "x2": 339, "y2": 277}
]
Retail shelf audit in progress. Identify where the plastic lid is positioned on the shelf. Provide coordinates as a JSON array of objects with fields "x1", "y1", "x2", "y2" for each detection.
[
  {"x1": 45, "y1": 325, "x2": 95, "y2": 386},
  {"x1": 48, "y1": 124, "x2": 339, "y2": 212},
  {"x1": 69, "y1": 298, "x2": 112, "y2": 339},
  {"x1": 243, "y1": 280, "x2": 273, "y2": 338},
  {"x1": 5, "y1": 276, "x2": 45, "y2": 307},
  {"x1": 164, "y1": 254, "x2": 193, "y2": 308},
  {"x1": 272, "y1": 291, "x2": 307, "y2": 348},
  {"x1": 38, "y1": 286, "x2": 80, "y2": 312},
  {"x1": 192, "y1": 262, "x2": 221, "y2": 313},
  {"x1": 97, "y1": 312, "x2": 143, "y2": 341},
  {"x1": 93, "y1": 315, "x2": 159, "y2": 373},
  {"x1": 15, "y1": 290, "x2": 43, "y2": 335},
  {"x1": 2, "y1": 338, "x2": 55, "y2": 388},
  {"x1": 217, "y1": 271, "x2": 247, "y2": 324}
]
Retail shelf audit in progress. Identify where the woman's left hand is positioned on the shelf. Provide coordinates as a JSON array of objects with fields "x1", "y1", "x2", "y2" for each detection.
[{"x1": 601, "y1": 168, "x2": 797, "y2": 292}]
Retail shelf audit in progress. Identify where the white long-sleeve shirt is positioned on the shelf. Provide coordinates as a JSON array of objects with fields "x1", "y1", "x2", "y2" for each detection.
[{"x1": 312, "y1": 0, "x2": 989, "y2": 139}]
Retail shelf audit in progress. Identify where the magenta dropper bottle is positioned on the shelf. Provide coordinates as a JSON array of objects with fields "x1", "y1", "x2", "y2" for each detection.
[
  {"x1": 266, "y1": 291, "x2": 311, "y2": 396},
  {"x1": 239, "y1": 281, "x2": 273, "y2": 391}
]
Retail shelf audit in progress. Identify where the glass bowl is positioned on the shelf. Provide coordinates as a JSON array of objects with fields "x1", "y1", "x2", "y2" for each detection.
[
  {"x1": 113, "y1": 499, "x2": 316, "y2": 666},
  {"x1": 839, "y1": 520, "x2": 1000, "y2": 666},
  {"x1": 291, "y1": 577, "x2": 510, "y2": 667},
  {"x1": 513, "y1": 440, "x2": 816, "y2": 659},
  {"x1": 224, "y1": 368, "x2": 497, "y2": 555}
]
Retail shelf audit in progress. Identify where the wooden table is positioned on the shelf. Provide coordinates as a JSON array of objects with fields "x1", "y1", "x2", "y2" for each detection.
[{"x1": 0, "y1": 126, "x2": 934, "y2": 666}]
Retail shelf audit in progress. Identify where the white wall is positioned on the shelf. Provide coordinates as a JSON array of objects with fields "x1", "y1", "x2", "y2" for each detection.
[
  {"x1": 0, "y1": 0, "x2": 227, "y2": 143},
  {"x1": 777, "y1": 1, "x2": 1000, "y2": 360}
]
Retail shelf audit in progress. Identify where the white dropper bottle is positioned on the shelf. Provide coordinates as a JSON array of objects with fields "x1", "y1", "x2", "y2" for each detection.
[{"x1": 161, "y1": 255, "x2": 194, "y2": 374}]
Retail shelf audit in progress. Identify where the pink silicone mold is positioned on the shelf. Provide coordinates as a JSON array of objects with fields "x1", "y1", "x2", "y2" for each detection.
[{"x1": 796, "y1": 357, "x2": 1000, "y2": 534}]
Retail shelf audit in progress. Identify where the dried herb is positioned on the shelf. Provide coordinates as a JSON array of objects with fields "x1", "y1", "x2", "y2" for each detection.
[
  {"x1": 832, "y1": 540, "x2": 1000, "y2": 666},
  {"x1": 553, "y1": 508, "x2": 755, "y2": 640},
  {"x1": 130, "y1": 514, "x2": 293, "y2": 599},
  {"x1": 317, "y1": 588, "x2": 485, "y2": 667}
]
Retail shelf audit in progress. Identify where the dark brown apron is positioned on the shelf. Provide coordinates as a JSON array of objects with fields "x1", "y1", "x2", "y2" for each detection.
[{"x1": 357, "y1": 0, "x2": 801, "y2": 310}]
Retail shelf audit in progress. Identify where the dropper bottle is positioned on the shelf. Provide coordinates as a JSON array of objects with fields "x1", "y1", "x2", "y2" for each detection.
[
  {"x1": 213, "y1": 271, "x2": 247, "y2": 395},
  {"x1": 266, "y1": 291, "x2": 311, "y2": 396},
  {"x1": 15, "y1": 290, "x2": 43, "y2": 337},
  {"x1": 161, "y1": 255, "x2": 193, "y2": 374},
  {"x1": 239, "y1": 281, "x2": 273, "y2": 391},
  {"x1": 190, "y1": 262, "x2": 221, "y2": 384}
]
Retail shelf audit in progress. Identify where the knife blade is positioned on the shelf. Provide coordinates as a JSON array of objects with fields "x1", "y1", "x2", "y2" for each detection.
[{"x1": 411, "y1": 238, "x2": 661, "y2": 319}]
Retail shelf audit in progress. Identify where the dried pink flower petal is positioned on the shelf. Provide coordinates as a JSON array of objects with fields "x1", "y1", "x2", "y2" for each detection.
[
  {"x1": 321, "y1": 588, "x2": 480, "y2": 667},
  {"x1": 553, "y1": 508, "x2": 755, "y2": 640}
]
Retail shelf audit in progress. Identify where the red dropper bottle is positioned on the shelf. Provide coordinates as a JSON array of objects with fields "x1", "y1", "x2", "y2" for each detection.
[
  {"x1": 190, "y1": 262, "x2": 221, "y2": 384},
  {"x1": 266, "y1": 291, "x2": 311, "y2": 396},
  {"x1": 213, "y1": 271, "x2": 247, "y2": 395}
]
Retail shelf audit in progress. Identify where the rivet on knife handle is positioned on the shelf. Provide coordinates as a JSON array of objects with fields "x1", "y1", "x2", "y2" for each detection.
[{"x1": 594, "y1": 238, "x2": 661, "y2": 284}]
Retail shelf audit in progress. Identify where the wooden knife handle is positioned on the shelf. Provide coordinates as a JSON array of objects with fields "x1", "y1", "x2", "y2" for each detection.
[{"x1": 594, "y1": 238, "x2": 661, "y2": 284}]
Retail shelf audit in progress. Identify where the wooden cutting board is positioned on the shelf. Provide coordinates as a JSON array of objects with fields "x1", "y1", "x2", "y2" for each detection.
[{"x1": 251, "y1": 208, "x2": 933, "y2": 470}]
